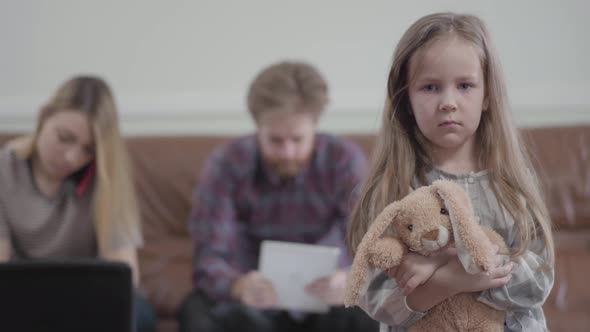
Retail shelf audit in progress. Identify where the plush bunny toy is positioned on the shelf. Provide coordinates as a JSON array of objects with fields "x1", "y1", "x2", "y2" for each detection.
[{"x1": 345, "y1": 180, "x2": 508, "y2": 332}]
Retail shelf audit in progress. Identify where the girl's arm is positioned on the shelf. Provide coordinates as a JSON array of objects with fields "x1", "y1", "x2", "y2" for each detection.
[
  {"x1": 358, "y1": 255, "x2": 453, "y2": 327},
  {"x1": 357, "y1": 248, "x2": 455, "y2": 326},
  {"x1": 407, "y1": 255, "x2": 513, "y2": 312},
  {"x1": 358, "y1": 256, "x2": 512, "y2": 327},
  {"x1": 101, "y1": 247, "x2": 140, "y2": 287},
  {"x1": 477, "y1": 238, "x2": 554, "y2": 311},
  {"x1": 477, "y1": 173, "x2": 556, "y2": 311},
  {"x1": 358, "y1": 269, "x2": 427, "y2": 327}
]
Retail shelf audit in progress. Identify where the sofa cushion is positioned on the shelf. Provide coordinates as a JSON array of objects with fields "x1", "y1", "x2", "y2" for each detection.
[
  {"x1": 522, "y1": 126, "x2": 590, "y2": 229},
  {"x1": 127, "y1": 136, "x2": 229, "y2": 238}
]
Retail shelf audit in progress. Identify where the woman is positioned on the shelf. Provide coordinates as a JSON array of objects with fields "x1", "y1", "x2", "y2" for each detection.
[{"x1": 0, "y1": 75, "x2": 156, "y2": 332}]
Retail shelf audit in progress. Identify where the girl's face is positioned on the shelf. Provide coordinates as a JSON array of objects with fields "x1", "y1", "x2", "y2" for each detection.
[
  {"x1": 408, "y1": 35, "x2": 486, "y2": 153},
  {"x1": 35, "y1": 110, "x2": 95, "y2": 180}
]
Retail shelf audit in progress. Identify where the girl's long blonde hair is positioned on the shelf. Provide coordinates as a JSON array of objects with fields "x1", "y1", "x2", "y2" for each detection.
[
  {"x1": 347, "y1": 13, "x2": 554, "y2": 265},
  {"x1": 14, "y1": 76, "x2": 141, "y2": 253}
]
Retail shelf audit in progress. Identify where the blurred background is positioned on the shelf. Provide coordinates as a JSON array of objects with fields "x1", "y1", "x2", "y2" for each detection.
[
  {"x1": 1, "y1": 2, "x2": 589, "y2": 331},
  {"x1": 1, "y1": 0, "x2": 588, "y2": 134}
]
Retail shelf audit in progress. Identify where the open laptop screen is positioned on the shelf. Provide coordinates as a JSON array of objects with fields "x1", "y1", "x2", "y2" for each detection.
[{"x1": 0, "y1": 260, "x2": 133, "y2": 332}]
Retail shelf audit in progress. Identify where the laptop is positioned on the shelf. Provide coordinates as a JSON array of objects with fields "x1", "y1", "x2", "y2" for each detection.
[{"x1": 0, "y1": 260, "x2": 133, "y2": 332}]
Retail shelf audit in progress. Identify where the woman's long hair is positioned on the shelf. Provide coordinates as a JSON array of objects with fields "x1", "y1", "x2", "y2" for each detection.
[{"x1": 14, "y1": 75, "x2": 141, "y2": 253}]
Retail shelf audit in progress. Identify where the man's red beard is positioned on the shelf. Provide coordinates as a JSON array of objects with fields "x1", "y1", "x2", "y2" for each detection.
[{"x1": 266, "y1": 158, "x2": 310, "y2": 178}]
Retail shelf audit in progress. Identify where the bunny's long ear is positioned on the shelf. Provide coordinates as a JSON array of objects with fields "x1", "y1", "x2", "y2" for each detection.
[
  {"x1": 344, "y1": 201, "x2": 401, "y2": 307},
  {"x1": 432, "y1": 180, "x2": 495, "y2": 274}
]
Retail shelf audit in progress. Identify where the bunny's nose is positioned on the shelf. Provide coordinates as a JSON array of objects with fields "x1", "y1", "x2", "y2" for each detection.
[
  {"x1": 423, "y1": 229, "x2": 439, "y2": 241},
  {"x1": 421, "y1": 226, "x2": 450, "y2": 252}
]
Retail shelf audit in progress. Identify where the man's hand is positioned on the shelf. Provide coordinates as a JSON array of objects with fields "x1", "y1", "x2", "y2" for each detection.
[
  {"x1": 231, "y1": 271, "x2": 278, "y2": 309},
  {"x1": 304, "y1": 270, "x2": 348, "y2": 305}
]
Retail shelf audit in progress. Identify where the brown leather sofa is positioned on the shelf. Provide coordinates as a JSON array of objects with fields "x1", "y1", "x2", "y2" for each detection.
[{"x1": 1, "y1": 125, "x2": 588, "y2": 331}]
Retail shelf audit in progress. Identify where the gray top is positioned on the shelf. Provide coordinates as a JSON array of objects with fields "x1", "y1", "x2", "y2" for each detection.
[
  {"x1": 358, "y1": 168, "x2": 554, "y2": 332},
  {"x1": 0, "y1": 148, "x2": 140, "y2": 259}
]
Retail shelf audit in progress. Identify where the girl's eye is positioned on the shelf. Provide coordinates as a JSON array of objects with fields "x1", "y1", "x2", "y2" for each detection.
[
  {"x1": 458, "y1": 83, "x2": 472, "y2": 90},
  {"x1": 422, "y1": 84, "x2": 437, "y2": 92},
  {"x1": 407, "y1": 224, "x2": 414, "y2": 232},
  {"x1": 58, "y1": 133, "x2": 74, "y2": 143},
  {"x1": 440, "y1": 208, "x2": 448, "y2": 215}
]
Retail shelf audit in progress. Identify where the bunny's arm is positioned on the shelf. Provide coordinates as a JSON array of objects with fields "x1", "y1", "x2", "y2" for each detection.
[{"x1": 368, "y1": 237, "x2": 406, "y2": 270}]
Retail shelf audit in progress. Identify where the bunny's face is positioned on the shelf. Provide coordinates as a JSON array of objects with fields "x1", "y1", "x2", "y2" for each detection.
[{"x1": 390, "y1": 186, "x2": 453, "y2": 256}]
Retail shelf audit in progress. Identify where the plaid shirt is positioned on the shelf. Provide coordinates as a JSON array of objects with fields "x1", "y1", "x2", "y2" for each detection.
[{"x1": 188, "y1": 133, "x2": 368, "y2": 302}]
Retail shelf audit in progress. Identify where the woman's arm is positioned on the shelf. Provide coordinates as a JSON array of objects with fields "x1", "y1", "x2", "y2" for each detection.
[
  {"x1": 0, "y1": 194, "x2": 11, "y2": 262},
  {"x1": 101, "y1": 247, "x2": 140, "y2": 287},
  {"x1": 0, "y1": 238, "x2": 11, "y2": 262}
]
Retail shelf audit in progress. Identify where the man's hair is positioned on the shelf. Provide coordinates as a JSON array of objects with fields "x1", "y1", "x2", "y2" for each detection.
[{"x1": 247, "y1": 61, "x2": 329, "y2": 120}]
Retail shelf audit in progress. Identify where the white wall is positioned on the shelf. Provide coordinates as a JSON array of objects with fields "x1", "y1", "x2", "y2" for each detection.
[{"x1": 1, "y1": 0, "x2": 589, "y2": 135}]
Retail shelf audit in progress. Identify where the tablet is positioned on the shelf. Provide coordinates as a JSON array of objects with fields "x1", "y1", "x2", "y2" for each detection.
[{"x1": 258, "y1": 240, "x2": 340, "y2": 313}]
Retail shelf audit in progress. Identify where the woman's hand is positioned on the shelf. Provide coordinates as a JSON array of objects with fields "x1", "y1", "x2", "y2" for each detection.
[{"x1": 101, "y1": 247, "x2": 140, "y2": 287}]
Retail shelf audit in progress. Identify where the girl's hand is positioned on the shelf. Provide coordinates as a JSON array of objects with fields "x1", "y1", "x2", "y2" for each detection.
[
  {"x1": 387, "y1": 247, "x2": 457, "y2": 295},
  {"x1": 441, "y1": 255, "x2": 513, "y2": 294}
]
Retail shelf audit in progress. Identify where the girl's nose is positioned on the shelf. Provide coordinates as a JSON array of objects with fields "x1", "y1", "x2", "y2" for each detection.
[{"x1": 439, "y1": 90, "x2": 458, "y2": 112}]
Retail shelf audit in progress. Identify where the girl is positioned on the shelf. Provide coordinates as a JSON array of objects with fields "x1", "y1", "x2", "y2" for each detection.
[
  {"x1": 347, "y1": 12, "x2": 554, "y2": 331},
  {"x1": 0, "y1": 76, "x2": 156, "y2": 332}
]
